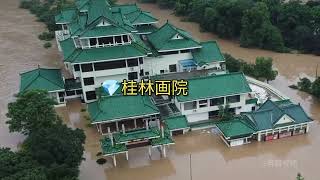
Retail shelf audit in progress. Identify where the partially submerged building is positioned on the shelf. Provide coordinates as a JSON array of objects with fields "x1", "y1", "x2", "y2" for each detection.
[
  {"x1": 216, "y1": 99, "x2": 313, "y2": 147},
  {"x1": 173, "y1": 72, "x2": 257, "y2": 123},
  {"x1": 11, "y1": 0, "x2": 310, "y2": 165},
  {"x1": 19, "y1": 67, "x2": 66, "y2": 104},
  {"x1": 54, "y1": 0, "x2": 226, "y2": 102}
]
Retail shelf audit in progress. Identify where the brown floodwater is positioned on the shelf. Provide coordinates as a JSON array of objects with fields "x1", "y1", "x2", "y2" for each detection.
[{"x1": 1, "y1": 0, "x2": 320, "y2": 179}]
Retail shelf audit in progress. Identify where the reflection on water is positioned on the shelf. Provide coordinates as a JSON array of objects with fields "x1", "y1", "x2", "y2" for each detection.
[{"x1": 1, "y1": 0, "x2": 320, "y2": 180}]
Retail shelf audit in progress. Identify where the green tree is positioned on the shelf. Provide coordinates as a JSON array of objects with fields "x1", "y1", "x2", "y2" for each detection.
[
  {"x1": 224, "y1": 53, "x2": 242, "y2": 72},
  {"x1": 298, "y1": 77, "x2": 312, "y2": 92},
  {"x1": 218, "y1": 104, "x2": 232, "y2": 121},
  {"x1": 296, "y1": 172, "x2": 304, "y2": 180},
  {"x1": 22, "y1": 123, "x2": 85, "y2": 179},
  {"x1": 0, "y1": 148, "x2": 47, "y2": 180},
  {"x1": 240, "y1": 2, "x2": 284, "y2": 51},
  {"x1": 6, "y1": 90, "x2": 60, "y2": 135},
  {"x1": 312, "y1": 77, "x2": 320, "y2": 98},
  {"x1": 254, "y1": 57, "x2": 278, "y2": 82}
]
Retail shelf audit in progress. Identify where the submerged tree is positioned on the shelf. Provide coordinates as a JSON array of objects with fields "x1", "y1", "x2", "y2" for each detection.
[
  {"x1": 22, "y1": 123, "x2": 86, "y2": 179},
  {"x1": 254, "y1": 57, "x2": 278, "y2": 82},
  {"x1": 0, "y1": 148, "x2": 47, "y2": 180},
  {"x1": 6, "y1": 90, "x2": 60, "y2": 135}
]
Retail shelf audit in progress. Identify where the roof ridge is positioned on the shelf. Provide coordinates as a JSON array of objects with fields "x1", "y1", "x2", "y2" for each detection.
[{"x1": 38, "y1": 69, "x2": 65, "y2": 89}]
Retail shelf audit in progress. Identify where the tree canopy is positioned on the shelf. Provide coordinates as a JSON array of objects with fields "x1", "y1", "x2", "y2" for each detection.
[
  {"x1": 0, "y1": 148, "x2": 47, "y2": 180},
  {"x1": 22, "y1": 123, "x2": 85, "y2": 179},
  {"x1": 6, "y1": 90, "x2": 60, "y2": 135}
]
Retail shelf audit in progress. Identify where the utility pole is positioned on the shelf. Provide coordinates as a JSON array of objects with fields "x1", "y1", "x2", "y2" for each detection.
[{"x1": 189, "y1": 154, "x2": 193, "y2": 180}]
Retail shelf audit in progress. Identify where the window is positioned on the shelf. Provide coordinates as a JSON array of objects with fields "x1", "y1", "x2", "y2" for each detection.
[
  {"x1": 226, "y1": 95, "x2": 240, "y2": 103},
  {"x1": 58, "y1": 92, "x2": 65, "y2": 97},
  {"x1": 94, "y1": 60, "x2": 126, "y2": 71},
  {"x1": 83, "y1": 77, "x2": 94, "y2": 86},
  {"x1": 210, "y1": 97, "x2": 224, "y2": 106},
  {"x1": 159, "y1": 51, "x2": 179, "y2": 55},
  {"x1": 184, "y1": 101, "x2": 197, "y2": 110},
  {"x1": 180, "y1": 49, "x2": 191, "y2": 53},
  {"x1": 74, "y1": 64, "x2": 80, "y2": 71},
  {"x1": 98, "y1": 37, "x2": 113, "y2": 45},
  {"x1": 115, "y1": 36, "x2": 122, "y2": 44},
  {"x1": 209, "y1": 110, "x2": 219, "y2": 118},
  {"x1": 139, "y1": 69, "x2": 144, "y2": 76},
  {"x1": 169, "y1": 64, "x2": 177, "y2": 72},
  {"x1": 81, "y1": 63, "x2": 93, "y2": 72},
  {"x1": 89, "y1": 38, "x2": 97, "y2": 46},
  {"x1": 160, "y1": 70, "x2": 165, "y2": 74},
  {"x1": 199, "y1": 100, "x2": 208, "y2": 108},
  {"x1": 66, "y1": 90, "x2": 76, "y2": 96},
  {"x1": 145, "y1": 71, "x2": 149, "y2": 76},
  {"x1": 128, "y1": 72, "x2": 138, "y2": 80},
  {"x1": 76, "y1": 90, "x2": 83, "y2": 95},
  {"x1": 139, "y1": 57, "x2": 143, "y2": 64},
  {"x1": 123, "y1": 35, "x2": 129, "y2": 43},
  {"x1": 86, "y1": 91, "x2": 96, "y2": 101},
  {"x1": 127, "y1": 59, "x2": 139, "y2": 67}
]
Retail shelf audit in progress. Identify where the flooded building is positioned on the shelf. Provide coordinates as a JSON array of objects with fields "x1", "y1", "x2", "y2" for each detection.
[
  {"x1": 54, "y1": 0, "x2": 225, "y2": 102},
  {"x1": 19, "y1": 67, "x2": 66, "y2": 104},
  {"x1": 216, "y1": 99, "x2": 313, "y2": 147}
]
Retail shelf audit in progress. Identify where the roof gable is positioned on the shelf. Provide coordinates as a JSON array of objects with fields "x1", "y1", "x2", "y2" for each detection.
[
  {"x1": 147, "y1": 22, "x2": 201, "y2": 51},
  {"x1": 20, "y1": 68, "x2": 65, "y2": 92},
  {"x1": 88, "y1": 95, "x2": 160, "y2": 123},
  {"x1": 192, "y1": 41, "x2": 225, "y2": 66},
  {"x1": 274, "y1": 114, "x2": 295, "y2": 125}
]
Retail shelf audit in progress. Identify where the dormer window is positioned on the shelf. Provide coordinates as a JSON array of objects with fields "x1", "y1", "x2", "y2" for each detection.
[
  {"x1": 97, "y1": 19, "x2": 111, "y2": 26},
  {"x1": 171, "y1": 33, "x2": 184, "y2": 40}
]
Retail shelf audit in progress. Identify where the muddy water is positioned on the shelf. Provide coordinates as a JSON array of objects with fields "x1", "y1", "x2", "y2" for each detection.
[{"x1": 1, "y1": 0, "x2": 320, "y2": 179}]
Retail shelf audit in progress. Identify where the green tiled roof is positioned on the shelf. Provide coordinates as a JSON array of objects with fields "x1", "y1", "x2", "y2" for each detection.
[
  {"x1": 176, "y1": 72, "x2": 252, "y2": 102},
  {"x1": 88, "y1": 95, "x2": 159, "y2": 123},
  {"x1": 20, "y1": 68, "x2": 65, "y2": 93},
  {"x1": 164, "y1": 115, "x2": 189, "y2": 131},
  {"x1": 64, "y1": 44, "x2": 148, "y2": 63},
  {"x1": 100, "y1": 138, "x2": 127, "y2": 156},
  {"x1": 80, "y1": 25, "x2": 130, "y2": 38},
  {"x1": 216, "y1": 118, "x2": 255, "y2": 139},
  {"x1": 126, "y1": 10, "x2": 158, "y2": 25},
  {"x1": 192, "y1": 41, "x2": 225, "y2": 66},
  {"x1": 151, "y1": 135, "x2": 174, "y2": 146},
  {"x1": 135, "y1": 25, "x2": 158, "y2": 34},
  {"x1": 55, "y1": 8, "x2": 76, "y2": 24},
  {"x1": 111, "y1": 4, "x2": 140, "y2": 14},
  {"x1": 245, "y1": 98, "x2": 258, "y2": 104},
  {"x1": 243, "y1": 100, "x2": 312, "y2": 131},
  {"x1": 113, "y1": 127, "x2": 160, "y2": 143},
  {"x1": 60, "y1": 38, "x2": 76, "y2": 60},
  {"x1": 147, "y1": 22, "x2": 201, "y2": 51}
]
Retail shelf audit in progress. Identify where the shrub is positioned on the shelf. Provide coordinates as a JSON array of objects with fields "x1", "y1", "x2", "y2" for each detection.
[
  {"x1": 96, "y1": 158, "x2": 107, "y2": 165},
  {"x1": 43, "y1": 42, "x2": 52, "y2": 49},
  {"x1": 38, "y1": 31, "x2": 55, "y2": 41}
]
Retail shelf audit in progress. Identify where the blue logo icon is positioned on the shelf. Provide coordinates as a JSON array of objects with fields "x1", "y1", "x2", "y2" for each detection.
[{"x1": 102, "y1": 80, "x2": 120, "y2": 96}]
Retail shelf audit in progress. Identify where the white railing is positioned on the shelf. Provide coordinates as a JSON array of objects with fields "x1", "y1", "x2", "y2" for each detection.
[
  {"x1": 55, "y1": 30, "x2": 70, "y2": 51},
  {"x1": 246, "y1": 76, "x2": 289, "y2": 100}
]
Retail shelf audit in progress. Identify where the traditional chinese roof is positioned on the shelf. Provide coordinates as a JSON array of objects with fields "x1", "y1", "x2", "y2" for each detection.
[
  {"x1": 147, "y1": 22, "x2": 201, "y2": 52},
  {"x1": 87, "y1": 95, "x2": 160, "y2": 124},
  {"x1": 164, "y1": 115, "x2": 189, "y2": 131},
  {"x1": 216, "y1": 117, "x2": 255, "y2": 139},
  {"x1": 176, "y1": 72, "x2": 252, "y2": 102},
  {"x1": 192, "y1": 41, "x2": 225, "y2": 66},
  {"x1": 60, "y1": 36, "x2": 150, "y2": 64},
  {"x1": 242, "y1": 99, "x2": 312, "y2": 131},
  {"x1": 19, "y1": 67, "x2": 65, "y2": 93},
  {"x1": 55, "y1": 8, "x2": 76, "y2": 24}
]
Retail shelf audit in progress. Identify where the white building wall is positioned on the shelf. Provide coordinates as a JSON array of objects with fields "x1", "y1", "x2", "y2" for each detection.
[
  {"x1": 186, "y1": 112, "x2": 209, "y2": 123},
  {"x1": 143, "y1": 52, "x2": 193, "y2": 76},
  {"x1": 178, "y1": 94, "x2": 250, "y2": 123}
]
